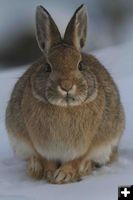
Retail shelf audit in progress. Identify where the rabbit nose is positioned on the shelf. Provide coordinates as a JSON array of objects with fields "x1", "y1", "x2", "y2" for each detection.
[{"x1": 60, "y1": 80, "x2": 73, "y2": 92}]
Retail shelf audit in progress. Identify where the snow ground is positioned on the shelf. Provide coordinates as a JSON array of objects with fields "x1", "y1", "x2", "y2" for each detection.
[{"x1": 0, "y1": 43, "x2": 133, "y2": 200}]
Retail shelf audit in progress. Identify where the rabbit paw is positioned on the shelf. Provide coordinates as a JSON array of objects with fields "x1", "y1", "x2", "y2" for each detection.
[
  {"x1": 43, "y1": 163, "x2": 58, "y2": 180},
  {"x1": 27, "y1": 156, "x2": 44, "y2": 180},
  {"x1": 49, "y1": 165, "x2": 80, "y2": 184},
  {"x1": 78, "y1": 160, "x2": 92, "y2": 177}
]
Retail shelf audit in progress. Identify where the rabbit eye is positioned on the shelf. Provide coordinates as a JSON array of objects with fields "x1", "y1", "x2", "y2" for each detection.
[
  {"x1": 45, "y1": 63, "x2": 52, "y2": 72},
  {"x1": 78, "y1": 61, "x2": 85, "y2": 71}
]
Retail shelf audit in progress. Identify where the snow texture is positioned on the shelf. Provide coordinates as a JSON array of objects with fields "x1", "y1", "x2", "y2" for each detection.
[{"x1": 0, "y1": 42, "x2": 133, "y2": 200}]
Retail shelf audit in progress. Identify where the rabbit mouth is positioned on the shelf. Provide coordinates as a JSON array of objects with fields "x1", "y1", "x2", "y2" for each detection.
[
  {"x1": 58, "y1": 93, "x2": 86, "y2": 106},
  {"x1": 46, "y1": 93, "x2": 85, "y2": 107},
  {"x1": 45, "y1": 86, "x2": 88, "y2": 106},
  {"x1": 64, "y1": 94, "x2": 75, "y2": 103}
]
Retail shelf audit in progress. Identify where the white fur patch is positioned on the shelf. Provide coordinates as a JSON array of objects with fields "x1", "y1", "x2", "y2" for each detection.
[
  {"x1": 9, "y1": 135, "x2": 35, "y2": 160},
  {"x1": 57, "y1": 86, "x2": 67, "y2": 96},
  {"x1": 89, "y1": 138, "x2": 119, "y2": 165},
  {"x1": 69, "y1": 85, "x2": 77, "y2": 95},
  {"x1": 36, "y1": 143, "x2": 83, "y2": 163}
]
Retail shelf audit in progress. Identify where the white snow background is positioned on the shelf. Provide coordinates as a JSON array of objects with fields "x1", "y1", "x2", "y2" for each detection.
[{"x1": 0, "y1": 42, "x2": 133, "y2": 200}]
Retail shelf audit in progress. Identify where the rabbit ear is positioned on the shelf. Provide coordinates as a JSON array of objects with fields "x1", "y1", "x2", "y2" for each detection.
[
  {"x1": 64, "y1": 4, "x2": 88, "y2": 50},
  {"x1": 36, "y1": 6, "x2": 62, "y2": 53}
]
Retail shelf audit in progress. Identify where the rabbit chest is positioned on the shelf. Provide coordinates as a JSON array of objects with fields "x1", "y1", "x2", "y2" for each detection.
[{"x1": 22, "y1": 97, "x2": 100, "y2": 162}]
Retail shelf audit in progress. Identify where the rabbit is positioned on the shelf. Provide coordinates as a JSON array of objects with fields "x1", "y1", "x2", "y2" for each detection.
[{"x1": 6, "y1": 4, "x2": 125, "y2": 184}]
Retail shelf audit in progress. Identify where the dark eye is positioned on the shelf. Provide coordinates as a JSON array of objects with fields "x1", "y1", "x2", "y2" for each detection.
[
  {"x1": 45, "y1": 63, "x2": 52, "y2": 72},
  {"x1": 78, "y1": 61, "x2": 85, "y2": 71}
]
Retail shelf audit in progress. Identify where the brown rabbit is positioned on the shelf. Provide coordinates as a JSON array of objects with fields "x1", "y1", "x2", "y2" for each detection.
[{"x1": 6, "y1": 4, "x2": 125, "y2": 184}]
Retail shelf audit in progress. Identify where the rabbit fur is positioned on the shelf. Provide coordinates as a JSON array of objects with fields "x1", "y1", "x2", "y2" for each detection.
[{"x1": 6, "y1": 4, "x2": 125, "y2": 184}]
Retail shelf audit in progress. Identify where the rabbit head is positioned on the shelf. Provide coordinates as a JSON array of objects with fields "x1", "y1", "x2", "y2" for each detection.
[{"x1": 31, "y1": 5, "x2": 97, "y2": 106}]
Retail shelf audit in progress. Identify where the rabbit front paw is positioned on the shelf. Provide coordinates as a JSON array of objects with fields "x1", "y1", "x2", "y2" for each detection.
[
  {"x1": 27, "y1": 156, "x2": 44, "y2": 180},
  {"x1": 49, "y1": 165, "x2": 80, "y2": 184}
]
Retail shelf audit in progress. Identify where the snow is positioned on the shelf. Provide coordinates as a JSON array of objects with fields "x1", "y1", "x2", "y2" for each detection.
[{"x1": 0, "y1": 42, "x2": 133, "y2": 199}]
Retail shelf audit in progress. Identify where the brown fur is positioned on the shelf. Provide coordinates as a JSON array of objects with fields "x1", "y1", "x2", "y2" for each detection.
[{"x1": 6, "y1": 5, "x2": 125, "y2": 184}]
